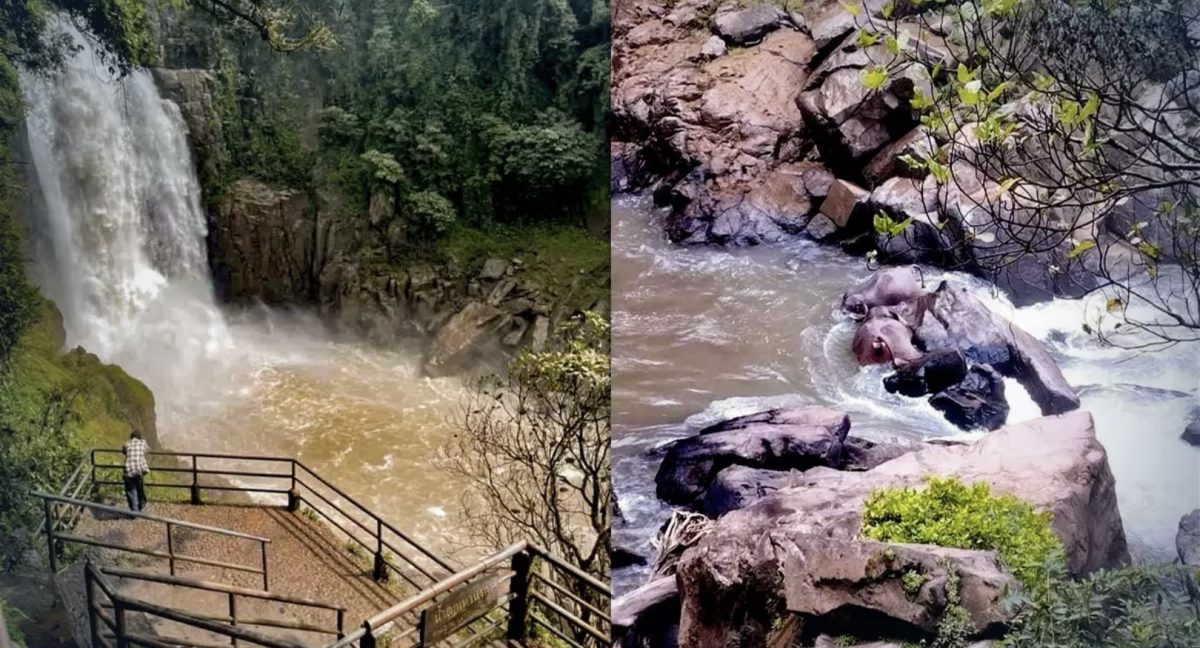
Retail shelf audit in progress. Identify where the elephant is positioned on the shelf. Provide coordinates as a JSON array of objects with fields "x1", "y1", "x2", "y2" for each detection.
[
  {"x1": 851, "y1": 315, "x2": 924, "y2": 368},
  {"x1": 841, "y1": 265, "x2": 929, "y2": 320}
]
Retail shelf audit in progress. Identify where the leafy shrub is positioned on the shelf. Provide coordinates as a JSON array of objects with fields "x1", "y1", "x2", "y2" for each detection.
[
  {"x1": 361, "y1": 149, "x2": 404, "y2": 185},
  {"x1": 861, "y1": 477, "x2": 1060, "y2": 588},
  {"x1": 1004, "y1": 562, "x2": 1200, "y2": 647},
  {"x1": 403, "y1": 191, "x2": 456, "y2": 239},
  {"x1": 488, "y1": 113, "x2": 595, "y2": 195}
]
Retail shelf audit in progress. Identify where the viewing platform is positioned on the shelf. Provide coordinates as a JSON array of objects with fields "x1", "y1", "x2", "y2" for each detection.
[{"x1": 36, "y1": 449, "x2": 610, "y2": 648}]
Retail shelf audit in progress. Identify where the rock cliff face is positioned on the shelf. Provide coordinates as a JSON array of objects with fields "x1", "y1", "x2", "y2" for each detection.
[
  {"x1": 669, "y1": 409, "x2": 1127, "y2": 646},
  {"x1": 152, "y1": 72, "x2": 588, "y2": 376}
]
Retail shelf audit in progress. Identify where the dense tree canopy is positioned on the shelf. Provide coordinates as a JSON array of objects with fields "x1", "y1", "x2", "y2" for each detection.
[{"x1": 172, "y1": 0, "x2": 610, "y2": 234}]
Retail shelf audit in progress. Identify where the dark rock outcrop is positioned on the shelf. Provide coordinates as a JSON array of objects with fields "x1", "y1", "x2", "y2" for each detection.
[
  {"x1": 928, "y1": 365, "x2": 1009, "y2": 431},
  {"x1": 656, "y1": 410, "x2": 849, "y2": 508},
  {"x1": 1177, "y1": 509, "x2": 1200, "y2": 567},
  {"x1": 1182, "y1": 410, "x2": 1200, "y2": 447}
]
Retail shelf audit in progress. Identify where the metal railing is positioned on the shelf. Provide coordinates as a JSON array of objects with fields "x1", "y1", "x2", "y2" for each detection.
[
  {"x1": 86, "y1": 450, "x2": 455, "y2": 590},
  {"x1": 50, "y1": 449, "x2": 611, "y2": 647},
  {"x1": 90, "y1": 564, "x2": 347, "y2": 645},
  {"x1": 35, "y1": 492, "x2": 272, "y2": 590},
  {"x1": 330, "y1": 542, "x2": 611, "y2": 648},
  {"x1": 84, "y1": 561, "x2": 312, "y2": 648}
]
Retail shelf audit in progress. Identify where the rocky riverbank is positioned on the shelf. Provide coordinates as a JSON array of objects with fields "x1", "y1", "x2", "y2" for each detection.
[
  {"x1": 152, "y1": 68, "x2": 608, "y2": 377},
  {"x1": 611, "y1": 0, "x2": 1164, "y2": 308}
]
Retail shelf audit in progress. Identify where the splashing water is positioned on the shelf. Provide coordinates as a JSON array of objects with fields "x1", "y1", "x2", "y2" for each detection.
[{"x1": 20, "y1": 26, "x2": 471, "y2": 557}]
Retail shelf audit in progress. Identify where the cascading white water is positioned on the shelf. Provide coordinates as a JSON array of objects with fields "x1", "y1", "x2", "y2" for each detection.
[{"x1": 21, "y1": 24, "x2": 230, "y2": 402}]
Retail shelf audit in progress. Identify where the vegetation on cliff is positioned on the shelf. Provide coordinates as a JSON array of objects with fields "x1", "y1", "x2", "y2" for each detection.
[{"x1": 170, "y1": 0, "x2": 609, "y2": 240}]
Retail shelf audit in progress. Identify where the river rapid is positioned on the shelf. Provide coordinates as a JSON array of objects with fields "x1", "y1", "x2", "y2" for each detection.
[
  {"x1": 20, "y1": 28, "x2": 473, "y2": 560},
  {"x1": 612, "y1": 195, "x2": 1200, "y2": 595}
]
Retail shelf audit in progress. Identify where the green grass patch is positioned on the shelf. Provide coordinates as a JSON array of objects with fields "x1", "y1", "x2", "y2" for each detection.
[
  {"x1": 861, "y1": 477, "x2": 1061, "y2": 589},
  {"x1": 437, "y1": 224, "x2": 610, "y2": 311}
]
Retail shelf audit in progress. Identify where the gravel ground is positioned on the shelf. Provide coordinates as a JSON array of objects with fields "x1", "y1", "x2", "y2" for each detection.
[{"x1": 61, "y1": 502, "x2": 412, "y2": 646}]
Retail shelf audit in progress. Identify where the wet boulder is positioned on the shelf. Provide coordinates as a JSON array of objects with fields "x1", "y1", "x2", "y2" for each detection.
[
  {"x1": 657, "y1": 407, "x2": 850, "y2": 508},
  {"x1": 1182, "y1": 410, "x2": 1200, "y2": 447},
  {"x1": 916, "y1": 282, "x2": 1079, "y2": 416},
  {"x1": 713, "y1": 5, "x2": 788, "y2": 45},
  {"x1": 424, "y1": 301, "x2": 508, "y2": 377},
  {"x1": 929, "y1": 365, "x2": 1009, "y2": 431},
  {"x1": 841, "y1": 436, "x2": 919, "y2": 471},
  {"x1": 702, "y1": 465, "x2": 797, "y2": 518},
  {"x1": 1177, "y1": 509, "x2": 1200, "y2": 567}
]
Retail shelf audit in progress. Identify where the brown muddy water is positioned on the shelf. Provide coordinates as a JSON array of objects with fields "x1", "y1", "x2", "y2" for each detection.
[{"x1": 612, "y1": 195, "x2": 1200, "y2": 595}]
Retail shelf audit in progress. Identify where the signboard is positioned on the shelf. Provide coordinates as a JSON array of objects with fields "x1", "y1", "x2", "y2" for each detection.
[{"x1": 420, "y1": 573, "x2": 509, "y2": 645}]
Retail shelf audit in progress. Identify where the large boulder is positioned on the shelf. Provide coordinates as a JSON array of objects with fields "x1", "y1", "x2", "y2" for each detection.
[
  {"x1": 424, "y1": 301, "x2": 508, "y2": 377},
  {"x1": 916, "y1": 281, "x2": 1079, "y2": 416},
  {"x1": 675, "y1": 411, "x2": 1129, "y2": 646},
  {"x1": 1182, "y1": 410, "x2": 1200, "y2": 447},
  {"x1": 613, "y1": 577, "x2": 680, "y2": 648},
  {"x1": 797, "y1": 39, "x2": 932, "y2": 173},
  {"x1": 782, "y1": 538, "x2": 1017, "y2": 638},
  {"x1": 656, "y1": 413, "x2": 849, "y2": 508}
]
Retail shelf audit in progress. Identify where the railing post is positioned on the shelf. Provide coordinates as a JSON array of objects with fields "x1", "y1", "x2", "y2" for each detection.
[
  {"x1": 228, "y1": 592, "x2": 238, "y2": 647},
  {"x1": 166, "y1": 522, "x2": 176, "y2": 576},
  {"x1": 360, "y1": 622, "x2": 376, "y2": 648},
  {"x1": 372, "y1": 518, "x2": 388, "y2": 582},
  {"x1": 507, "y1": 549, "x2": 533, "y2": 641},
  {"x1": 336, "y1": 609, "x2": 345, "y2": 640},
  {"x1": 43, "y1": 497, "x2": 58, "y2": 574},
  {"x1": 190, "y1": 455, "x2": 201, "y2": 505},
  {"x1": 89, "y1": 449, "x2": 97, "y2": 500},
  {"x1": 287, "y1": 461, "x2": 299, "y2": 512},
  {"x1": 113, "y1": 598, "x2": 128, "y2": 648},
  {"x1": 260, "y1": 541, "x2": 269, "y2": 591},
  {"x1": 85, "y1": 562, "x2": 100, "y2": 648}
]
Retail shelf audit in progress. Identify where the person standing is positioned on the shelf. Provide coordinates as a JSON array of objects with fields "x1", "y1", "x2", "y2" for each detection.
[{"x1": 122, "y1": 430, "x2": 150, "y2": 512}]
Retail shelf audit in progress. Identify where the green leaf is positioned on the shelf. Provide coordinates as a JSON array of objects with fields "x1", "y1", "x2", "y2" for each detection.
[
  {"x1": 958, "y1": 79, "x2": 983, "y2": 106},
  {"x1": 1065, "y1": 239, "x2": 1096, "y2": 259},
  {"x1": 956, "y1": 63, "x2": 974, "y2": 85},
  {"x1": 998, "y1": 177, "x2": 1018, "y2": 195},
  {"x1": 1081, "y1": 92, "x2": 1100, "y2": 121},
  {"x1": 857, "y1": 30, "x2": 881, "y2": 48},
  {"x1": 987, "y1": 80, "x2": 1012, "y2": 103},
  {"x1": 880, "y1": 1, "x2": 895, "y2": 18},
  {"x1": 844, "y1": 2, "x2": 861, "y2": 16},
  {"x1": 862, "y1": 66, "x2": 888, "y2": 91},
  {"x1": 1137, "y1": 242, "x2": 1160, "y2": 259}
]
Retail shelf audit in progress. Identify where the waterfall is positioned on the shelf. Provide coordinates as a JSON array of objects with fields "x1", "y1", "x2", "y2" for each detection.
[{"x1": 20, "y1": 24, "x2": 230, "y2": 400}]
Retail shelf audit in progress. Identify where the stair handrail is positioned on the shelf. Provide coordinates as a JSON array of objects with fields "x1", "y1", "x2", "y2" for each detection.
[{"x1": 33, "y1": 491, "x2": 272, "y2": 590}]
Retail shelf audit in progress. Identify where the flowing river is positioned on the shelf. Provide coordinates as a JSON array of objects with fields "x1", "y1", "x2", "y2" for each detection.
[
  {"x1": 20, "y1": 28, "x2": 471, "y2": 560},
  {"x1": 612, "y1": 195, "x2": 1200, "y2": 595}
]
